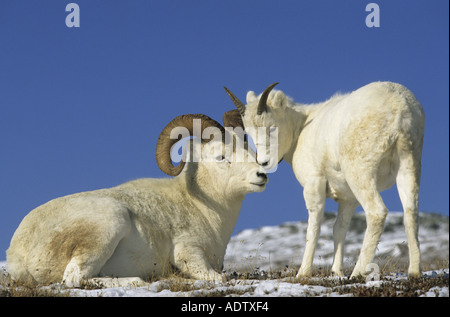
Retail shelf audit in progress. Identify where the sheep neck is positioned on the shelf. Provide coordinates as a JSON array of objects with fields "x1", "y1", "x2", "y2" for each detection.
[
  {"x1": 277, "y1": 103, "x2": 308, "y2": 165},
  {"x1": 280, "y1": 98, "x2": 337, "y2": 165},
  {"x1": 181, "y1": 168, "x2": 244, "y2": 239}
]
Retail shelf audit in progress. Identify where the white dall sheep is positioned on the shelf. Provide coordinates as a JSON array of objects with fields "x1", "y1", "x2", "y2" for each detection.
[
  {"x1": 224, "y1": 82, "x2": 425, "y2": 278},
  {"x1": 7, "y1": 113, "x2": 268, "y2": 287}
]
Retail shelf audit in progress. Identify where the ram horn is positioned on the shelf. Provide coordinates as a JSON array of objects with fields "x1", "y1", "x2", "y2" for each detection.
[
  {"x1": 257, "y1": 82, "x2": 279, "y2": 115},
  {"x1": 156, "y1": 114, "x2": 225, "y2": 176},
  {"x1": 224, "y1": 86, "x2": 246, "y2": 116}
]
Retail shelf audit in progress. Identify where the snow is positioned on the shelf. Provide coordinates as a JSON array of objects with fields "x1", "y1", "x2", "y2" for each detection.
[
  {"x1": 1, "y1": 212, "x2": 448, "y2": 297},
  {"x1": 224, "y1": 212, "x2": 449, "y2": 272}
]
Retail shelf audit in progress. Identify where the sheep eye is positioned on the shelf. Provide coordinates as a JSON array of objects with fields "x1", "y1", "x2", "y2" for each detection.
[{"x1": 215, "y1": 155, "x2": 231, "y2": 164}]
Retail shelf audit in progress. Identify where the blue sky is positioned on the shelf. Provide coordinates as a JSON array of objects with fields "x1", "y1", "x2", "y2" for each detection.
[{"x1": 0, "y1": 1, "x2": 448, "y2": 260}]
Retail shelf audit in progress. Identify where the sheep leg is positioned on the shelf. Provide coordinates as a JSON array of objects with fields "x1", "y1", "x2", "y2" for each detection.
[
  {"x1": 173, "y1": 244, "x2": 225, "y2": 282},
  {"x1": 331, "y1": 200, "x2": 358, "y2": 276},
  {"x1": 348, "y1": 179, "x2": 388, "y2": 278},
  {"x1": 62, "y1": 231, "x2": 127, "y2": 288},
  {"x1": 296, "y1": 177, "x2": 326, "y2": 278},
  {"x1": 62, "y1": 216, "x2": 131, "y2": 287},
  {"x1": 396, "y1": 152, "x2": 421, "y2": 277}
]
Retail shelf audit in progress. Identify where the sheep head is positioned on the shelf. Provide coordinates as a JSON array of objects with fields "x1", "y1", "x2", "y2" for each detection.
[
  {"x1": 224, "y1": 83, "x2": 286, "y2": 171},
  {"x1": 156, "y1": 114, "x2": 225, "y2": 176},
  {"x1": 224, "y1": 83, "x2": 279, "y2": 116},
  {"x1": 156, "y1": 113, "x2": 268, "y2": 195}
]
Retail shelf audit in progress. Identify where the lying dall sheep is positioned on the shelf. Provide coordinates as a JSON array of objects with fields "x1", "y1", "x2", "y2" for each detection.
[
  {"x1": 224, "y1": 82, "x2": 425, "y2": 278},
  {"x1": 7, "y1": 113, "x2": 268, "y2": 287}
]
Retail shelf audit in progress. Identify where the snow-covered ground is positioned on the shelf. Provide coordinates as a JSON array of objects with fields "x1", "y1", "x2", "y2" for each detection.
[
  {"x1": 224, "y1": 212, "x2": 449, "y2": 272},
  {"x1": 1, "y1": 212, "x2": 448, "y2": 297}
]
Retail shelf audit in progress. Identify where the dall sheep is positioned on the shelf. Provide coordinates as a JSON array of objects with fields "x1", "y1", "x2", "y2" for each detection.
[
  {"x1": 7, "y1": 113, "x2": 268, "y2": 287},
  {"x1": 224, "y1": 82, "x2": 425, "y2": 278}
]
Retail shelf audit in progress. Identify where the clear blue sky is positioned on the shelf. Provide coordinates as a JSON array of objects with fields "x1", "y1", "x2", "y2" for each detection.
[{"x1": 0, "y1": 1, "x2": 448, "y2": 260}]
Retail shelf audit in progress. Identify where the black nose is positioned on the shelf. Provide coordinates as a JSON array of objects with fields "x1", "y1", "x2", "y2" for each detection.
[
  {"x1": 257, "y1": 172, "x2": 268, "y2": 180},
  {"x1": 260, "y1": 161, "x2": 270, "y2": 167}
]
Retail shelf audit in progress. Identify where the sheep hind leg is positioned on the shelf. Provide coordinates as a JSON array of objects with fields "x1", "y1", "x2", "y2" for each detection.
[
  {"x1": 347, "y1": 178, "x2": 388, "y2": 279},
  {"x1": 63, "y1": 258, "x2": 147, "y2": 288},
  {"x1": 62, "y1": 254, "x2": 117, "y2": 288},
  {"x1": 88, "y1": 277, "x2": 148, "y2": 288},
  {"x1": 396, "y1": 152, "x2": 422, "y2": 277},
  {"x1": 62, "y1": 232, "x2": 128, "y2": 288},
  {"x1": 61, "y1": 219, "x2": 131, "y2": 287}
]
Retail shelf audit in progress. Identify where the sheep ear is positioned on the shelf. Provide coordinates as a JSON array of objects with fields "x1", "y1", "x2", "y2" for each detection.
[
  {"x1": 246, "y1": 91, "x2": 257, "y2": 104},
  {"x1": 223, "y1": 109, "x2": 244, "y2": 129},
  {"x1": 257, "y1": 82, "x2": 279, "y2": 114},
  {"x1": 271, "y1": 90, "x2": 286, "y2": 109}
]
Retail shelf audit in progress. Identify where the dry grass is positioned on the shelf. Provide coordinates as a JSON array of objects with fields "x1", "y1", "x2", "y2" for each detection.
[
  {"x1": 0, "y1": 276, "x2": 72, "y2": 297},
  {"x1": 336, "y1": 276, "x2": 449, "y2": 297},
  {"x1": 222, "y1": 256, "x2": 449, "y2": 297}
]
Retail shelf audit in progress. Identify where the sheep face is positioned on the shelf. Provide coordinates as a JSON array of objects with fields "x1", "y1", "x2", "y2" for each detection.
[
  {"x1": 186, "y1": 135, "x2": 269, "y2": 197},
  {"x1": 239, "y1": 89, "x2": 294, "y2": 172}
]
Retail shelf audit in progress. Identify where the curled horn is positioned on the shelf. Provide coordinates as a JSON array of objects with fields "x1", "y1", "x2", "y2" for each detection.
[
  {"x1": 156, "y1": 114, "x2": 225, "y2": 176},
  {"x1": 224, "y1": 86, "x2": 246, "y2": 116},
  {"x1": 257, "y1": 82, "x2": 279, "y2": 115}
]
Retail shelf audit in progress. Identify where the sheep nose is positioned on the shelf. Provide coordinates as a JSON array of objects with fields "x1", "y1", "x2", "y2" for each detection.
[
  {"x1": 260, "y1": 160, "x2": 270, "y2": 167},
  {"x1": 257, "y1": 171, "x2": 268, "y2": 181}
]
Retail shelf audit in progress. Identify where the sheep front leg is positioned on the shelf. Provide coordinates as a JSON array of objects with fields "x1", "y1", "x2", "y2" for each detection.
[
  {"x1": 173, "y1": 244, "x2": 225, "y2": 282},
  {"x1": 296, "y1": 178, "x2": 326, "y2": 278}
]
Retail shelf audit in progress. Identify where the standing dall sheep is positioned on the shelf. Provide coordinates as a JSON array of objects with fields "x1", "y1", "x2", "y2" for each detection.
[
  {"x1": 224, "y1": 81, "x2": 425, "y2": 278},
  {"x1": 7, "y1": 113, "x2": 268, "y2": 287}
]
